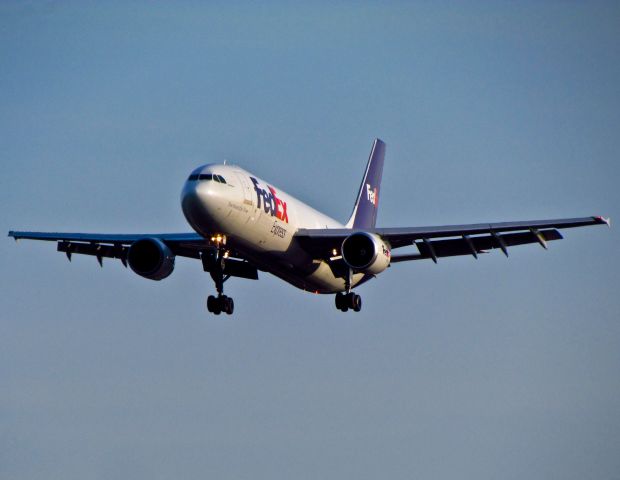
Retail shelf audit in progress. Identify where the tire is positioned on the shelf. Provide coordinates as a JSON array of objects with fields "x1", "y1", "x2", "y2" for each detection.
[
  {"x1": 335, "y1": 292, "x2": 345, "y2": 311},
  {"x1": 207, "y1": 295, "x2": 216, "y2": 313},
  {"x1": 352, "y1": 294, "x2": 362, "y2": 312},
  {"x1": 224, "y1": 297, "x2": 234, "y2": 315},
  {"x1": 208, "y1": 295, "x2": 222, "y2": 315}
]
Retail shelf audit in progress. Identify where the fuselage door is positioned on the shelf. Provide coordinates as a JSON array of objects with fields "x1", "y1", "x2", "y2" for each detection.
[{"x1": 234, "y1": 171, "x2": 253, "y2": 207}]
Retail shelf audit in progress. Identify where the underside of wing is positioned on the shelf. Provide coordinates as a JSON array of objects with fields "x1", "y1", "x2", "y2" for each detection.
[
  {"x1": 374, "y1": 216, "x2": 610, "y2": 249},
  {"x1": 7, "y1": 230, "x2": 258, "y2": 279},
  {"x1": 391, "y1": 228, "x2": 563, "y2": 263},
  {"x1": 294, "y1": 216, "x2": 609, "y2": 262},
  {"x1": 8, "y1": 231, "x2": 208, "y2": 258}
]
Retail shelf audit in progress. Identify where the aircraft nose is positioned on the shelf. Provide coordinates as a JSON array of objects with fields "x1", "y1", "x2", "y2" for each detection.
[
  {"x1": 181, "y1": 180, "x2": 199, "y2": 211},
  {"x1": 181, "y1": 181, "x2": 201, "y2": 227},
  {"x1": 181, "y1": 178, "x2": 226, "y2": 234}
]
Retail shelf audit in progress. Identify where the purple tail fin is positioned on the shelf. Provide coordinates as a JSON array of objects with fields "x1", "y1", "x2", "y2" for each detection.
[{"x1": 346, "y1": 139, "x2": 386, "y2": 229}]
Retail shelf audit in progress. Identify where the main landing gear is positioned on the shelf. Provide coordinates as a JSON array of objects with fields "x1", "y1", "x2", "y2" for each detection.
[
  {"x1": 202, "y1": 242, "x2": 234, "y2": 316},
  {"x1": 335, "y1": 292, "x2": 362, "y2": 312},
  {"x1": 207, "y1": 294, "x2": 234, "y2": 315},
  {"x1": 335, "y1": 268, "x2": 362, "y2": 312}
]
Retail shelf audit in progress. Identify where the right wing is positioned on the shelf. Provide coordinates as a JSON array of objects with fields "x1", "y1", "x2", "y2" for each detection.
[
  {"x1": 8, "y1": 231, "x2": 209, "y2": 260},
  {"x1": 7, "y1": 230, "x2": 259, "y2": 279}
]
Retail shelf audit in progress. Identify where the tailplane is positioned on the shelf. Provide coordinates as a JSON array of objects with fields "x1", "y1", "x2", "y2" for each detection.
[{"x1": 345, "y1": 138, "x2": 386, "y2": 229}]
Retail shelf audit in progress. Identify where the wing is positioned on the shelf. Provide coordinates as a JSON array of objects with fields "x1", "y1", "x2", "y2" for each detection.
[
  {"x1": 8, "y1": 230, "x2": 209, "y2": 259},
  {"x1": 7, "y1": 230, "x2": 258, "y2": 279},
  {"x1": 294, "y1": 216, "x2": 610, "y2": 263}
]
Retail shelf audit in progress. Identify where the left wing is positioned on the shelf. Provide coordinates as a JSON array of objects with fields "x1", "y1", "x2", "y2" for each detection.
[{"x1": 294, "y1": 216, "x2": 610, "y2": 262}]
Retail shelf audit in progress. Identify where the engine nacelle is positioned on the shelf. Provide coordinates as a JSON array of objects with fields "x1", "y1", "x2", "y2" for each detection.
[
  {"x1": 341, "y1": 232, "x2": 391, "y2": 275},
  {"x1": 127, "y1": 238, "x2": 175, "y2": 281}
]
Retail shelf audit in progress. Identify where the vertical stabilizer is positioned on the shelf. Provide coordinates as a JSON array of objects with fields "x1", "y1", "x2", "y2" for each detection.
[{"x1": 345, "y1": 138, "x2": 386, "y2": 229}]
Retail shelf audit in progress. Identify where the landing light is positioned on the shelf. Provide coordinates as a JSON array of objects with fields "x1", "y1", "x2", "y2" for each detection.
[{"x1": 210, "y1": 234, "x2": 226, "y2": 245}]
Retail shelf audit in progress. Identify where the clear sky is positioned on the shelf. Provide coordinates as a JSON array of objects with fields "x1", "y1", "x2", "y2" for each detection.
[{"x1": 1, "y1": 2, "x2": 619, "y2": 479}]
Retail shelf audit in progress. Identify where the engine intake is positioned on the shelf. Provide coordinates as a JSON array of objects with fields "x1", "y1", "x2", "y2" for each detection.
[
  {"x1": 127, "y1": 238, "x2": 175, "y2": 280},
  {"x1": 341, "y1": 232, "x2": 390, "y2": 275}
]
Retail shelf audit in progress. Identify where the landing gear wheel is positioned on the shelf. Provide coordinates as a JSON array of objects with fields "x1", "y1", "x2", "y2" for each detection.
[
  {"x1": 207, "y1": 295, "x2": 219, "y2": 314},
  {"x1": 335, "y1": 292, "x2": 362, "y2": 312},
  {"x1": 352, "y1": 294, "x2": 362, "y2": 312},
  {"x1": 207, "y1": 295, "x2": 234, "y2": 315},
  {"x1": 335, "y1": 292, "x2": 345, "y2": 311},
  {"x1": 223, "y1": 296, "x2": 234, "y2": 315}
]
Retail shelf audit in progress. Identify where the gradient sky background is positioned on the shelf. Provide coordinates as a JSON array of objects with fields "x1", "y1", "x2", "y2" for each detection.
[{"x1": 1, "y1": 2, "x2": 619, "y2": 479}]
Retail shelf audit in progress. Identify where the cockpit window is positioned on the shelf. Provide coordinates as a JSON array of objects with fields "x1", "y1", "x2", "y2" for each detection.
[{"x1": 188, "y1": 173, "x2": 225, "y2": 183}]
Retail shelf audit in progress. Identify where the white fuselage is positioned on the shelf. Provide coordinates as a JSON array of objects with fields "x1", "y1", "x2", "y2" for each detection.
[{"x1": 180, "y1": 164, "x2": 366, "y2": 293}]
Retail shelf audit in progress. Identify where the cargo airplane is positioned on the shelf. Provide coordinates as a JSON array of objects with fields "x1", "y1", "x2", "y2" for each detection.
[{"x1": 9, "y1": 139, "x2": 610, "y2": 315}]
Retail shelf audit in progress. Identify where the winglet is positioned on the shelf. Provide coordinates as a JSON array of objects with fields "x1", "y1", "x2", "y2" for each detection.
[
  {"x1": 595, "y1": 216, "x2": 611, "y2": 227},
  {"x1": 346, "y1": 139, "x2": 386, "y2": 229}
]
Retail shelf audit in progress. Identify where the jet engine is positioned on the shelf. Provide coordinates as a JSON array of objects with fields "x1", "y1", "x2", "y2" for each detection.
[
  {"x1": 341, "y1": 232, "x2": 390, "y2": 275},
  {"x1": 127, "y1": 238, "x2": 175, "y2": 280}
]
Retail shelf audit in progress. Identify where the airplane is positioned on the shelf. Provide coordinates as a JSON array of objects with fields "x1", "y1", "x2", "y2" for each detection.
[{"x1": 8, "y1": 139, "x2": 610, "y2": 315}]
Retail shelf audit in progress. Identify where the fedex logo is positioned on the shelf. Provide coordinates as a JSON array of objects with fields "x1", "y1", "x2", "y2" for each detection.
[
  {"x1": 250, "y1": 177, "x2": 289, "y2": 223},
  {"x1": 366, "y1": 183, "x2": 378, "y2": 206}
]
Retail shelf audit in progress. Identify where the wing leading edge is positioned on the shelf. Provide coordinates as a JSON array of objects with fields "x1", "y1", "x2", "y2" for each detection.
[
  {"x1": 8, "y1": 230, "x2": 259, "y2": 279},
  {"x1": 6, "y1": 230, "x2": 258, "y2": 280},
  {"x1": 8, "y1": 230, "x2": 208, "y2": 258},
  {"x1": 294, "y1": 216, "x2": 610, "y2": 262}
]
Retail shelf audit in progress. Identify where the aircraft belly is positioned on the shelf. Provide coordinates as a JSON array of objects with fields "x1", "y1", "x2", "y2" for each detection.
[
  {"x1": 267, "y1": 261, "x2": 367, "y2": 294},
  {"x1": 232, "y1": 239, "x2": 366, "y2": 294}
]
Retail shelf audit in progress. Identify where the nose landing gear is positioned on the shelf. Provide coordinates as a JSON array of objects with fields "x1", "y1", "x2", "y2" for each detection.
[{"x1": 202, "y1": 242, "x2": 235, "y2": 316}]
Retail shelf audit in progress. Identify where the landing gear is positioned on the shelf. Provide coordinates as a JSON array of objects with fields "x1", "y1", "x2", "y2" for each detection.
[
  {"x1": 334, "y1": 267, "x2": 362, "y2": 312},
  {"x1": 202, "y1": 241, "x2": 235, "y2": 316},
  {"x1": 207, "y1": 294, "x2": 234, "y2": 315},
  {"x1": 335, "y1": 292, "x2": 362, "y2": 312},
  {"x1": 335, "y1": 267, "x2": 362, "y2": 312}
]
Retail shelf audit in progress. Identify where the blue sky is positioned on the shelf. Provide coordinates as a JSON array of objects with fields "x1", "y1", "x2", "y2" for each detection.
[{"x1": 1, "y1": 2, "x2": 619, "y2": 479}]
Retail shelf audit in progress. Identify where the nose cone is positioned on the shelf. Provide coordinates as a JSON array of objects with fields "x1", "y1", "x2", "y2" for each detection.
[
  {"x1": 181, "y1": 174, "x2": 229, "y2": 236},
  {"x1": 181, "y1": 180, "x2": 222, "y2": 235},
  {"x1": 181, "y1": 181, "x2": 201, "y2": 227}
]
